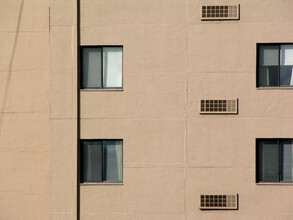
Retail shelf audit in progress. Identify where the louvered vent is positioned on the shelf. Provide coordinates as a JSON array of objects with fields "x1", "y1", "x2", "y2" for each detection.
[
  {"x1": 200, "y1": 194, "x2": 238, "y2": 210},
  {"x1": 200, "y1": 99, "x2": 238, "y2": 114},
  {"x1": 201, "y1": 5, "x2": 240, "y2": 20}
]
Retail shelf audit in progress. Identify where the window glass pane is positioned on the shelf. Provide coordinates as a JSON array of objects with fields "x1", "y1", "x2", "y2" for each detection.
[
  {"x1": 258, "y1": 66, "x2": 278, "y2": 86},
  {"x1": 103, "y1": 140, "x2": 123, "y2": 182},
  {"x1": 280, "y1": 45, "x2": 293, "y2": 65},
  {"x1": 82, "y1": 48, "x2": 102, "y2": 88},
  {"x1": 280, "y1": 66, "x2": 293, "y2": 86},
  {"x1": 258, "y1": 140, "x2": 279, "y2": 182},
  {"x1": 259, "y1": 45, "x2": 279, "y2": 66},
  {"x1": 103, "y1": 47, "x2": 122, "y2": 88},
  {"x1": 81, "y1": 141, "x2": 102, "y2": 182},
  {"x1": 280, "y1": 140, "x2": 293, "y2": 182},
  {"x1": 280, "y1": 45, "x2": 293, "y2": 86}
]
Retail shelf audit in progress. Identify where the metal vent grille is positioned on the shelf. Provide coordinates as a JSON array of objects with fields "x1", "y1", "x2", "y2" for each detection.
[
  {"x1": 200, "y1": 194, "x2": 238, "y2": 210},
  {"x1": 200, "y1": 99, "x2": 238, "y2": 114},
  {"x1": 201, "y1": 5, "x2": 240, "y2": 20}
]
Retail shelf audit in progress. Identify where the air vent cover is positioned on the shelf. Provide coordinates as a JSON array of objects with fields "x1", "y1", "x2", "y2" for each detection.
[
  {"x1": 201, "y1": 5, "x2": 240, "y2": 20},
  {"x1": 200, "y1": 194, "x2": 238, "y2": 210},
  {"x1": 200, "y1": 99, "x2": 238, "y2": 114}
]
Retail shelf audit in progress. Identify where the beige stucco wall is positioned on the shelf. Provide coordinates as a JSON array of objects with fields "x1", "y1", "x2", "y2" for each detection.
[
  {"x1": 0, "y1": 0, "x2": 50, "y2": 219},
  {"x1": 2, "y1": 0, "x2": 293, "y2": 220},
  {"x1": 49, "y1": 0, "x2": 78, "y2": 219},
  {"x1": 79, "y1": 0, "x2": 293, "y2": 220}
]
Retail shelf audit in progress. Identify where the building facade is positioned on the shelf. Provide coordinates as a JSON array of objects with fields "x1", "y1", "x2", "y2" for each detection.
[{"x1": 1, "y1": 0, "x2": 293, "y2": 219}]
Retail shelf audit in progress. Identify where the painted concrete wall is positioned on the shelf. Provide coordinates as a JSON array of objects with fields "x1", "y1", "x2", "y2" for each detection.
[
  {"x1": 79, "y1": 0, "x2": 293, "y2": 220},
  {"x1": 2, "y1": 0, "x2": 293, "y2": 220},
  {"x1": 49, "y1": 0, "x2": 78, "y2": 219},
  {"x1": 0, "y1": 0, "x2": 50, "y2": 219}
]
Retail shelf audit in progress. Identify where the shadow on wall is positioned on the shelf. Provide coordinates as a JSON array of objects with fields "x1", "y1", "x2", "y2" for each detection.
[{"x1": 0, "y1": 0, "x2": 24, "y2": 137}]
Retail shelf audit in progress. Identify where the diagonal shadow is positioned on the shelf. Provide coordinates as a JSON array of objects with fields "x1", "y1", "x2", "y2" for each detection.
[{"x1": 0, "y1": 0, "x2": 24, "y2": 137}]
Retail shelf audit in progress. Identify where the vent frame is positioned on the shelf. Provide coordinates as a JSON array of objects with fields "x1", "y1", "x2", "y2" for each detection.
[
  {"x1": 200, "y1": 98, "x2": 238, "y2": 114},
  {"x1": 200, "y1": 194, "x2": 238, "y2": 210},
  {"x1": 201, "y1": 4, "x2": 240, "y2": 20}
]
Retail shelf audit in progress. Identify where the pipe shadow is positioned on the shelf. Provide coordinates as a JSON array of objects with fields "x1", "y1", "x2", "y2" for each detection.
[{"x1": 0, "y1": 0, "x2": 24, "y2": 136}]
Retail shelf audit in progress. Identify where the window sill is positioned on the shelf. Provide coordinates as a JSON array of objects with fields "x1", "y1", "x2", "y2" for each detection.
[
  {"x1": 256, "y1": 182, "x2": 293, "y2": 185},
  {"x1": 80, "y1": 88, "x2": 124, "y2": 92},
  {"x1": 80, "y1": 182, "x2": 123, "y2": 186},
  {"x1": 257, "y1": 87, "x2": 293, "y2": 90}
]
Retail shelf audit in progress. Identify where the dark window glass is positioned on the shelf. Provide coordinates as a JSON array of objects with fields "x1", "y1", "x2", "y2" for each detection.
[
  {"x1": 82, "y1": 48, "x2": 102, "y2": 88},
  {"x1": 257, "y1": 139, "x2": 293, "y2": 183},
  {"x1": 81, "y1": 47, "x2": 123, "y2": 89},
  {"x1": 257, "y1": 44, "x2": 293, "y2": 87},
  {"x1": 80, "y1": 140, "x2": 123, "y2": 183}
]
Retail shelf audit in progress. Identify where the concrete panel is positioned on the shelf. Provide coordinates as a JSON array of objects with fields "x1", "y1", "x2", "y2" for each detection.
[
  {"x1": 49, "y1": 26, "x2": 75, "y2": 119},
  {"x1": 187, "y1": 72, "x2": 253, "y2": 117},
  {"x1": 240, "y1": 0, "x2": 293, "y2": 23},
  {"x1": 50, "y1": 119, "x2": 76, "y2": 213},
  {"x1": 188, "y1": 23, "x2": 255, "y2": 73},
  {"x1": 187, "y1": 0, "x2": 293, "y2": 24},
  {"x1": 80, "y1": 213, "x2": 133, "y2": 220},
  {"x1": 187, "y1": 117, "x2": 293, "y2": 166},
  {"x1": 254, "y1": 91, "x2": 293, "y2": 119},
  {"x1": 0, "y1": 70, "x2": 49, "y2": 113},
  {"x1": 81, "y1": 25, "x2": 187, "y2": 74},
  {"x1": 0, "y1": 113, "x2": 50, "y2": 152},
  {"x1": 0, "y1": 0, "x2": 49, "y2": 32},
  {"x1": 81, "y1": 0, "x2": 185, "y2": 26},
  {"x1": 80, "y1": 167, "x2": 184, "y2": 214},
  {"x1": 49, "y1": 73, "x2": 73, "y2": 119},
  {"x1": 50, "y1": 214, "x2": 75, "y2": 220},
  {"x1": 50, "y1": 0, "x2": 73, "y2": 26},
  {"x1": 186, "y1": 166, "x2": 251, "y2": 220},
  {"x1": 0, "y1": 32, "x2": 49, "y2": 71},
  {"x1": 50, "y1": 26, "x2": 74, "y2": 74},
  {"x1": 0, "y1": 192, "x2": 49, "y2": 220},
  {"x1": 137, "y1": 214, "x2": 186, "y2": 220},
  {"x1": 80, "y1": 118, "x2": 185, "y2": 164},
  {"x1": 188, "y1": 74, "x2": 293, "y2": 119},
  {"x1": 187, "y1": 118, "x2": 253, "y2": 166},
  {"x1": 0, "y1": 151, "x2": 49, "y2": 192},
  {"x1": 187, "y1": 165, "x2": 293, "y2": 219},
  {"x1": 0, "y1": 0, "x2": 50, "y2": 220},
  {"x1": 124, "y1": 167, "x2": 184, "y2": 213},
  {"x1": 188, "y1": 22, "x2": 293, "y2": 73},
  {"x1": 81, "y1": 213, "x2": 186, "y2": 220},
  {"x1": 80, "y1": 74, "x2": 186, "y2": 119}
]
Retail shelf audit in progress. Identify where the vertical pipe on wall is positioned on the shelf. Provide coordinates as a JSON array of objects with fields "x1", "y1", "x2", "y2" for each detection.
[{"x1": 76, "y1": 0, "x2": 81, "y2": 219}]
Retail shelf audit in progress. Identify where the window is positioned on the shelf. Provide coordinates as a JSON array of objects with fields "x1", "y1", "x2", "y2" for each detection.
[
  {"x1": 80, "y1": 140, "x2": 123, "y2": 183},
  {"x1": 256, "y1": 139, "x2": 293, "y2": 183},
  {"x1": 81, "y1": 46, "x2": 123, "y2": 89},
  {"x1": 257, "y1": 44, "x2": 293, "y2": 87}
]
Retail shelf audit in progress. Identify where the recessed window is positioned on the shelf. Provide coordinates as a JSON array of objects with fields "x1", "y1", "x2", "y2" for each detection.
[
  {"x1": 81, "y1": 46, "x2": 123, "y2": 89},
  {"x1": 257, "y1": 44, "x2": 293, "y2": 87},
  {"x1": 256, "y1": 139, "x2": 293, "y2": 183},
  {"x1": 80, "y1": 140, "x2": 123, "y2": 183}
]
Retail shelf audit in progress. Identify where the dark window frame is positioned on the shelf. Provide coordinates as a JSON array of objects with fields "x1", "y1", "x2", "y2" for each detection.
[
  {"x1": 256, "y1": 43, "x2": 293, "y2": 88},
  {"x1": 256, "y1": 138, "x2": 293, "y2": 183},
  {"x1": 80, "y1": 45, "x2": 123, "y2": 89},
  {"x1": 80, "y1": 139, "x2": 123, "y2": 184}
]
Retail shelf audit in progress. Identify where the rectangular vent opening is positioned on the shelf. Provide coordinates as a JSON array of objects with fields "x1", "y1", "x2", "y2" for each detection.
[
  {"x1": 200, "y1": 99, "x2": 238, "y2": 114},
  {"x1": 201, "y1": 5, "x2": 240, "y2": 20},
  {"x1": 200, "y1": 194, "x2": 238, "y2": 210}
]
